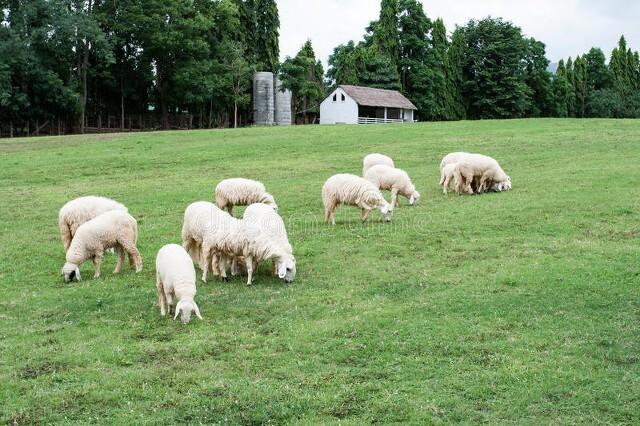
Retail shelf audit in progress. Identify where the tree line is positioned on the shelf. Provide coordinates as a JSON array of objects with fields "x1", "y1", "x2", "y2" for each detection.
[
  {"x1": 2, "y1": 0, "x2": 640, "y2": 137},
  {"x1": 0, "y1": 0, "x2": 279, "y2": 136}
]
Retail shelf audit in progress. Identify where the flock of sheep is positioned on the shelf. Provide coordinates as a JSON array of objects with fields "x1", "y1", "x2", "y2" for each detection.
[{"x1": 57, "y1": 151, "x2": 511, "y2": 324}]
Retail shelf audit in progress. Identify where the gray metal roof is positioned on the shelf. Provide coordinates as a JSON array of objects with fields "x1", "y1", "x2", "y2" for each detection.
[{"x1": 339, "y1": 85, "x2": 417, "y2": 110}]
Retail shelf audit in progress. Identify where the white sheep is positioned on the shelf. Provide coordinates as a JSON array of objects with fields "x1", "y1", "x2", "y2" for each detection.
[
  {"x1": 200, "y1": 216, "x2": 296, "y2": 286},
  {"x1": 364, "y1": 164, "x2": 420, "y2": 207},
  {"x1": 58, "y1": 196, "x2": 128, "y2": 251},
  {"x1": 363, "y1": 153, "x2": 395, "y2": 176},
  {"x1": 243, "y1": 203, "x2": 295, "y2": 278},
  {"x1": 155, "y1": 244, "x2": 203, "y2": 324},
  {"x1": 215, "y1": 178, "x2": 277, "y2": 215},
  {"x1": 62, "y1": 210, "x2": 142, "y2": 282},
  {"x1": 181, "y1": 201, "x2": 233, "y2": 280},
  {"x1": 322, "y1": 174, "x2": 393, "y2": 225},
  {"x1": 440, "y1": 163, "x2": 458, "y2": 194},
  {"x1": 440, "y1": 152, "x2": 511, "y2": 194}
]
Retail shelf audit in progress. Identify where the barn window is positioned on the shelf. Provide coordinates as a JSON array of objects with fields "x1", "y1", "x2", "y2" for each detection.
[
  {"x1": 333, "y1": 94, "x2": 337, "y2": 102},
  {"x1": 341, "y1": 94, "x2": 346, "y2": 102}
]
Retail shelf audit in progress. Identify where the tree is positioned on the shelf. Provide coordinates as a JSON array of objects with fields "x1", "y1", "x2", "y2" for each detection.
[
  {"x1": 457, "y1": 18, "x2": 529, "y2": 119},
  {"x1": 446, "y1": 27, "x2": 467, "y2": 120},
  {"x1": 523, "y1": 38, "x2": 552, "y2": 117},
  {"x1": 279, "y1": 40, "x2": 325, "y2": 124},
  {"x1": 327, "y1": 41, "x2": 360, "y2": 86},
  {"x1": 372, "y1": 0, "x2": 400, "y2": 63}
]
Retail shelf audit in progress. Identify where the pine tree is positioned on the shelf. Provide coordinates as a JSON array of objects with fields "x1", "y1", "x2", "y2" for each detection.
[
  {"x1": 565, "y1": 57, "x2": 577, "y2": 116},
  {"x1": 372, "y1": 0, "x2": 400, "y2": 63},
  {"x1": 446, "y1": 27, "x2": 467, "y2": 120},
  {"x1": 524, "y1": 38, "x2": 552, "y2": 117},
  {"x1": 573, "y1": 55, "x2": 587, "y2": 117}
]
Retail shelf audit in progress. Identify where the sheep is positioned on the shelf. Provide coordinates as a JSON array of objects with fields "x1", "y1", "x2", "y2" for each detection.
[
  {"x1": 215, "y1": 178, "x2": 277, "y2": 215},
  {"x1": 364, "y1": 164, "x2": 420, "y2": 207},
  {"x1": 440, "y1": 152, "x2": 511, "y2": 194},
  {"x1": 181, "y1": 201, "x2": 233, "y2": 280},
  {"x1": 362, "y1": 153, "x2": 395, "y2": 176},
  {"x1": 62, "y1": 210, "x2": 142, "y2": 282},
  {"x1": 322, "y1": 174, "x2": 393, "y2": 225},
  {"x1": 243, "y1": 203, "x2": 295, "y2": 279},
  {"x1": 440, "y1": 163, "x2": 458, "y2": 194},
  {"x1": 155, "y1": 244, "x2": 202, "y2": 324},
  {"x1": 58, "y1": 196, "x2": 128, "y2": 251},
  {"x1": 200, "y1": 216, "x2": 296, "y2": 286}
]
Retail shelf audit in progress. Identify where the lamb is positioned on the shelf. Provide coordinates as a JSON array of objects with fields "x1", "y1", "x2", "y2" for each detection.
[
  {"x1": 364, "y1": 165, "x2": 420, "y2": 207},
  {"x1": 362, "y1": 153, "x2": 395, "y2": 176},
  {"x1": 181, "y1": 201, "x2": 232, "y2": 279},
  {"x1": 243, "y1": 203, "x2": 295, "y2": 279},
  {"x1": 440, "y1": 163, "x2": 458, "y2": 194},
  {"x1": 155, "y1": 244, "x2": 203, "y2": 324},
  {"x1": 215, "y1": 178, "x2": 277, "y2": 215},
  {"x1": 322, "y1": 174, "x2": 393, "y2": 225},
  {"x1": 200, "y1": 216, "x2": 296, "y2": 286},
  {"x1": 58, "y1": 196, "x2": 128, "y2": 251},
  {"x1": 62, "y1": 210, "x2": 142, "y2": 282}
]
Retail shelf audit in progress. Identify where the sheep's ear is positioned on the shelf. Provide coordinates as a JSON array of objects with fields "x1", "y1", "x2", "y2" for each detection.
[
  {"x1": 194, "y1": 303, "x2": 203, "y2": 320},
  {"x1": 277, "y1": 262, "x2": 287, "y2": 279},
  {"x1": 75, "y1": 267, "x2": 81, "y2": 281}
]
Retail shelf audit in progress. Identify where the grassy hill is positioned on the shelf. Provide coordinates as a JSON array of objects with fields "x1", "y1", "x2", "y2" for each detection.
[{"x1": 1, "y1": 119, "x2": 639, "y2": 424}]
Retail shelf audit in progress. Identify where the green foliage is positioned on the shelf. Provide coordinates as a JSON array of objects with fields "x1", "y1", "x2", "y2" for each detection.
[
  {"x1": 2, "y1": 120, "x2": 640, "y2": 423},
  {"x1": 279, "y1": 40, "x2": 326, "y2": 123},
  {"x1": 457, "y1": 18, "x2": 530, "y2": 119},
  {"x1": 372, "y1": 0, "x2": 401, "y2": 63},
  {"x1": 523, "y1": 39, "x2": 553, "y2": 117}
]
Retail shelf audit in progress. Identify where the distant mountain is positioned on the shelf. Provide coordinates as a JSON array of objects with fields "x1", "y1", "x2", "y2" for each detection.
[{"x1": 548, "y1": 62, "x2": 559, "y2": 74}]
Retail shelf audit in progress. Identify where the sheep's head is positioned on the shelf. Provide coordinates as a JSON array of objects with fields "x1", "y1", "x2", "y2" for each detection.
[
  {"x1": 379, "y1": 203, "x2": 393, "y2": 222},
  {"x1": 62, "y1": 262, "x2": 81, "y2": 283},
  {"x1": 174, "y1": 299, "x2": 203, "y2": 324},
  {"x1": 263, "y1": 194, "x2": 278, "y2": 211},
  {"x1": 409, "y1": 190, "x2": 420, "y2": 205},
  {"x1": 277, "y1": 256, "x2": 296, "y2": 283}
]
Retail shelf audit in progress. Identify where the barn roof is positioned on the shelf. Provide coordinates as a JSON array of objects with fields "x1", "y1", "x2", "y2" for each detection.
[{"x1": 339, "y1": 85, "x2": 417, "y2": 110}]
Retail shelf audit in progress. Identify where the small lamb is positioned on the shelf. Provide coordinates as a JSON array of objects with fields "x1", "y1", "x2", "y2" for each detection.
[
  {"x1": 362, "y1": 153, "x2": 395, "y2": 176},
  {"x1": 62, "y1": 210, "x2": 142, "y2": 282},
  {"x1": 364, "y1": 164, "x2": 420, "y2": 207},
  {"x1": 322, "y1": 174, "x2": 393, "y2": 225},
  {"x1": 215, "y1": 178, "x2": 277, "y2": 215},
  {"x1": 155, "y1": 244, "x2": 203, "y2": 324}
]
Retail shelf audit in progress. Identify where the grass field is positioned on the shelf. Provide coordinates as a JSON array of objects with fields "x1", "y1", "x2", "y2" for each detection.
[{"x1": 1, "y1": 119, "x2": 639, "y2": 424}]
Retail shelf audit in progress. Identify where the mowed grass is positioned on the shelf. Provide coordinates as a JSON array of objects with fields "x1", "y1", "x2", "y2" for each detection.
[{"x1": 1, "y1": 119, "x2": 639, "y2": 424}]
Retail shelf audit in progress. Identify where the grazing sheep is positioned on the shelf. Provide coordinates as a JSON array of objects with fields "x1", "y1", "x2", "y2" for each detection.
[
  {"x1": 181, "y1": 201, "x2": 233, "y2": 280},
  {"x1": 322, "y1": 174, "x2": 393, "y2": 225},
  {"x1": 363, "y1": 153, "x2": 395, "y2": 176},
  {"x1": 364, "y1": 165, "x2": 420, "y2": 207},
  {"x1": 243, "y1": 203, "x2": 295, "y2": 279},
  {"x1": 62, "y1": 210, "x2": 142, "y2": 282},
  {"x1": 58, "y1": 196, "x2": 128, "y2": 251},
  {"x1": 155, "y1": 244, "x2": 202, "y2": 324},
  {"x1": 215, "y1": 178, "x2": 277, "y2": 215},
  {"x1": 440, "y1": 152, "x2": 511, "y2": 194},
  {"x1": 200, "y1": 217, "x2": 296, "y2": 286}
]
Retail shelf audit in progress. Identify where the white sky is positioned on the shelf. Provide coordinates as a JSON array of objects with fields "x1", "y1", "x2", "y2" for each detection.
[{"x1": 277, "y1": 0, "x2": 640, "y2": 67}]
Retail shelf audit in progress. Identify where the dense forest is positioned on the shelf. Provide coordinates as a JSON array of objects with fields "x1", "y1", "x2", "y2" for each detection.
[{"x1": 1, "y1": 0, "x2": 640, "y2": 136}]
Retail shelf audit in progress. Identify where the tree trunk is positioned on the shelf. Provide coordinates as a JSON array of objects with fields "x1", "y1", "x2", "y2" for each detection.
[
  {"x1": 234, "y1": 102, "x2": 238, "y2": 128},
  {"x1": 209, "y1": 98, "x2": 214, "y2": 128},
  {"x1": 98, "y1": 115, "x2": 102, "y2": 132},
  {"x1": 9, "y1": 121, "x2": 13, "y2": 138},
  {"x1": 158, "y1": 72, "x2": 170, "y2": 130},
  {"x1": 121, "y1": 76, "x2": 125, "y2": 131}
]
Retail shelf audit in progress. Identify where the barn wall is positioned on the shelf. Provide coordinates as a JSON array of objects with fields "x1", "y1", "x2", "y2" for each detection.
[{"x1": 320, "y1": 88, "x2": 359, "y2": 125}]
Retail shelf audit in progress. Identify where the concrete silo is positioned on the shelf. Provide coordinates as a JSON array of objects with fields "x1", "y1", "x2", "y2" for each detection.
[
  {"x1": 274, "y1": 78, "x2": 292, "y2": 126},
  {"x1": 253, "y1": 72, "x2": 275, "y2": 125}
]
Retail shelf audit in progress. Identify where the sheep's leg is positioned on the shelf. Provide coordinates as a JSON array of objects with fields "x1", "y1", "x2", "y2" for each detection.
[
  {"x1": 93, "y1": 255, "x2": 102, "y2": 278},
  {"x1": 391, "y1": 189, "x2": 399, "y2": 207},
  {"x1": 166, "y1": 292, "x2": 174, "y2": 315},
  {"x1": 114, "y1": 246, "x2": 125, "y2": 273},
  {"x1": 361, "y1": 208, "x2": 371, "y2": 223},
  {"x1": 200, "y1": 244, "x2": 211, "y2": 283},
  {"x1": 227, "y1": 205, "x2": 234, "y2": 216},
  {"x1": 218, "y1": 255, "x2": 229, "y2": 282},
  {"x1": 245, "y1": 255, "x2": 254, "y2": 286},
  {"x1": 156, "y1": 274, "x2": 166, "y2": 316}
]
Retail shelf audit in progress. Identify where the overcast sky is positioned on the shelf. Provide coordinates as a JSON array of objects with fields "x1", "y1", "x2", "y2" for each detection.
[{"x1": 278, "y1": 0, "x2": 640, "y2": 67}]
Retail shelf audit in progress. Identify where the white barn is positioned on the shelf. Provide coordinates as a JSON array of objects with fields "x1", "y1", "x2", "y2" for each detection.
[{"x1": 320, "y1": 85, "x2": 417, "y2": 125}]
